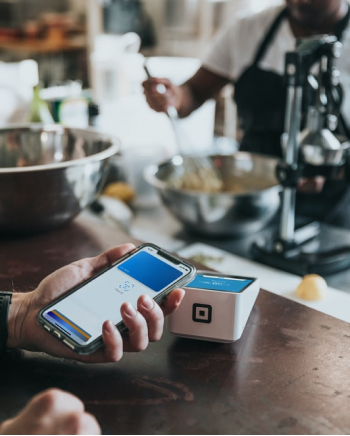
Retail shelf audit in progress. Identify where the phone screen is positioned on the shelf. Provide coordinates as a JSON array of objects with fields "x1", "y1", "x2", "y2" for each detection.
[
  {"x1": 187, "y1": 274, "x2": 254, "y2": 293},
  {"x1": 41, "y1": 245, "x2": 192, "y2": 347}
]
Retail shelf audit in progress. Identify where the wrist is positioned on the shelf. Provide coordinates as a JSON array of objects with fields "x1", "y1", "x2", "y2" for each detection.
[
  {"x1": 6, "y1": 292, "x2": 28, "y2": 349},
  {"x1": 178, "y1": 83, "x2": 197, "y2": 118},
  {"x1": 0, "y1": 292, "x2": 13, "y2": 354}
]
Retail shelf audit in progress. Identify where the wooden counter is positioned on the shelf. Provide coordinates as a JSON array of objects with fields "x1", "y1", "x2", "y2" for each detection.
[{"x1": 1, "y1": 217, "x2": 350, "y2": 434}]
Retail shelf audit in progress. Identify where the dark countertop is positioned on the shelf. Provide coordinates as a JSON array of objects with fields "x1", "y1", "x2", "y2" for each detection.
[{"x1": 1, "y1": 217, "x2": 350, "y2": 434}]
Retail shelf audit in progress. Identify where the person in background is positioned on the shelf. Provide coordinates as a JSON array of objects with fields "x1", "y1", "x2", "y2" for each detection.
[
  {"x1": 143, "y1": 0, "x2": 350, "y2": 229},
  {"x1": 0, "y1": 243, "x2": 185, "y2": 435}
]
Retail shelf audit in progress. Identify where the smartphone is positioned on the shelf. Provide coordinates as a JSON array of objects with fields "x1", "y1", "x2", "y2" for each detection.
[
  {"x1": 186, "y1": 272, "x2": 257, "y2": 293},
  {"x1": 37, "y1": 243, "x2": 196, "y2": 355}
]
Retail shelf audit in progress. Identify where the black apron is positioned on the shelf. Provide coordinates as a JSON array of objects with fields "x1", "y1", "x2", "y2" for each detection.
[{"x1": 233, "y1": 6, "x2": 350, "y2": 229}]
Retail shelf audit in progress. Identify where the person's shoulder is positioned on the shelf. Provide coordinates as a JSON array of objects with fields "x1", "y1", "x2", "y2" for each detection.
[
  {"x1": 202, "y1": 3, "x2": 286, "y2": 80},
  {"x1": 234, "y1": 4, "x2": 285, "y2": 30},
  {"x1": 218, "y1": 4, "x2": 285, "y2": 46},
  {"x1": 216, "y1": 4, "x2": 284, "y2": 43}
]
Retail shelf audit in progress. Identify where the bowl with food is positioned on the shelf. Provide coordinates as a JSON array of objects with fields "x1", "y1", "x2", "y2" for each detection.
[
  {"x1": 144, "y1": 152, "x2": 281, "y2": 237},
  {"x1": 0, "y1": 124, "x2": 119, "y2": 235}
]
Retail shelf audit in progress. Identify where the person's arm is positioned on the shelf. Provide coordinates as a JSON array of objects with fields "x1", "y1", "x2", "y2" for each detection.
[
  {"x1": 0, "y1": 389, "x2": 101, "y2": 435},
  {"x1": 179, "y1": 67, "x2": 230, "y2": 117},
  {"x1": 142, "y1": 67, "x2": 229, "y2": 118},
  {"x1": 5, "y1": 243, "x2": 185, "y2": 364}
]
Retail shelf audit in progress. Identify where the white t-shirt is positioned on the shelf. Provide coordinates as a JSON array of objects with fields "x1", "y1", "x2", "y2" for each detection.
[{"x1": 202, "y1": 5, "x2": 350, "y2": 125}]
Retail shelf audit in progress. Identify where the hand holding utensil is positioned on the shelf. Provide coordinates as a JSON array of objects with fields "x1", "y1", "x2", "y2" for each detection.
[{"x1": 143, "y1": 63, "x2": 223, "y2": 192}]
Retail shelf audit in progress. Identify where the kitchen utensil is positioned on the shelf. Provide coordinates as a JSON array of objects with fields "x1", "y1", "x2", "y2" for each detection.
[
  {"x1": 144, "y1": 152, "x2": 281, "y2": 236},
  {"x1": 0, "y1": 124, "x2": 119, "y2": 234},
  {"x1": 143, "y1": 63, "x2": 223, "y2": 192}
]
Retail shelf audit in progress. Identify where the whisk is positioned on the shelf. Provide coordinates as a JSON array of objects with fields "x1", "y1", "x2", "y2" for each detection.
[{"x1": 143, "y1": 64, "x2": 223, "y2": 193}]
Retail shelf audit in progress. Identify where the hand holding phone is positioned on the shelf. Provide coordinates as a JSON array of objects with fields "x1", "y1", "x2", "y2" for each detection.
[
  {"x1": 7, "y1": 244, "x2": 189, "y2": 363},
  {"x1": 37, "y1": 243, "x2": 196, "y2": 355}
]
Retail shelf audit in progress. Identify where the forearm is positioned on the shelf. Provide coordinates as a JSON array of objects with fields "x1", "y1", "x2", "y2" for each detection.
[
  {"x1": 176, "y1": 83, "x2": 204, "y2": 118},
  {"x1": 177, "y1": 67, "x2": 230, "y2": 118}
]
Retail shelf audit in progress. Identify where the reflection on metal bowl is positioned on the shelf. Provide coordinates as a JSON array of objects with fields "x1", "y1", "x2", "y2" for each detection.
[
  {"x1": 145, "y1": 152, "x2": 281, "y2": 237},
  {"x1": 0, "y1": 124, "x2": 119, "y2": 235}
]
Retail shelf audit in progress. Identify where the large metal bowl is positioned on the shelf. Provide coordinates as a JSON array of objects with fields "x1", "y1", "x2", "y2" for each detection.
[
  {"x1": 145, "y1": 152, "x2": 281, "y2": 237},
  {"x1": 0, "y1": 124, "x2": 119, "y2": 234}
]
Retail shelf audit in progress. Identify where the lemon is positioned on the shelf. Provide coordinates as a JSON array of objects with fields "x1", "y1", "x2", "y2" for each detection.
[{"x1": 295, "y1": 274, "x2": 327, "y2": 301}]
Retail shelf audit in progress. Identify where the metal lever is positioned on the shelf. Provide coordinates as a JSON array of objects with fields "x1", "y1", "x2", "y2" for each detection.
[{"x1": 278, "y1": 36, "x2": 342, "y2": 246}]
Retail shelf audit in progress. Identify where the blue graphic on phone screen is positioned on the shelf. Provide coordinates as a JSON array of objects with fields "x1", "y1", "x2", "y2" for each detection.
[
  {"x1": 188, "y1": 275, "x2": 253, "y2": 293},
  {"x1": 43, "y1": 249, "x2": 185, "y2": 345},
  {"x1": 117, "y1": 251, "x2": 182, "y2": 291}
]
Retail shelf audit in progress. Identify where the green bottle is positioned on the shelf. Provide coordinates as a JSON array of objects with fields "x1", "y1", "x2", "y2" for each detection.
[{"x1": 28, "y1": 85, "x2": 54, "y2": 123}]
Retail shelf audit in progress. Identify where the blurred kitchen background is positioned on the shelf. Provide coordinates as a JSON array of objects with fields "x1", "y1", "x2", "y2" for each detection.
[
  {"x1": 0, "y1": 0, "x2": 283, "y2": 196},
  {"x1": 4, "y1": 0, "x2": 350, "y2": 316},
  {"x1": 0, "y1": 0, "x2": 281, "y2": 79}
]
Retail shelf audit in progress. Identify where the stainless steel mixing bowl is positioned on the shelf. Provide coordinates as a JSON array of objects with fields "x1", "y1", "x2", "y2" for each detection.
[
  {"x1": 145, "y1": 152, "x2": 281, "y2": 237},
  {"x1": 0, "y1": 124, "x2": 119, "y2": 234}
]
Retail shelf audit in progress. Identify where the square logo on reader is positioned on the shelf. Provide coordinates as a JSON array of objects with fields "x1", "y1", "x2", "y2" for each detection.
[{"x1": 192, "y1": 303, "x2": 212, "y2": 324}]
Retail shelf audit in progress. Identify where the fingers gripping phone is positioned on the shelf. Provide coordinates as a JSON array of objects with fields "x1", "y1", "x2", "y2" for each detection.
[{"x1": 37, "y1": 244, "x2": 196, "y2": 355}]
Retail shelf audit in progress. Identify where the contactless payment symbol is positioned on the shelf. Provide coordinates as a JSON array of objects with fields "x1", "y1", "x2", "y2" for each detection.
[
  {"x1": 192, "y1": 303, "x2": 212, "y2": 324},
  {"x1": 119, "y1": 280, "x2": 135, "y2": 292}
]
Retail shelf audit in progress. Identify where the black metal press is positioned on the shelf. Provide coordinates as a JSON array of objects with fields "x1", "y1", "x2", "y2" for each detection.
[{"x1": 253, "y1": 35, "x2": 350, "y2": 275}]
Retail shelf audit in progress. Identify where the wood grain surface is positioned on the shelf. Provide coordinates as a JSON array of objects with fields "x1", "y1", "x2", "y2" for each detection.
[{"x1": 1, "y1": 217, "x2": 349, "y2": 435}]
